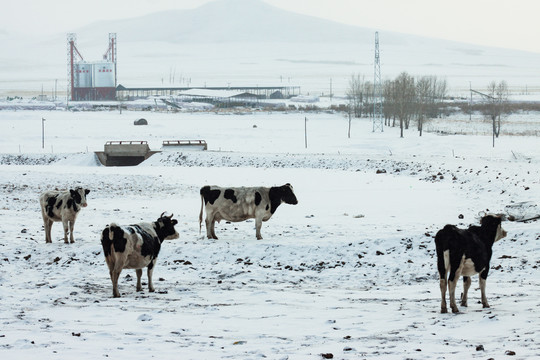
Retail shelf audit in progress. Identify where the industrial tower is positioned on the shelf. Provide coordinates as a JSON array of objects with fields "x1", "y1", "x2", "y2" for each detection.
[
  {"x1": 373, "y1": 31, "x2": 383, "y2": 132},
  {"x1": 67, "y1": 33, "x2": 117, "y2": 101}
]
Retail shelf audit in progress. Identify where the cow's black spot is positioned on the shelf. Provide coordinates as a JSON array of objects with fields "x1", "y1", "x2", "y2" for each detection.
[
  {"x1": 255, "y1": 192, "x2": 262, "y2": 206},
  {"x1": 70, "y1": 189, "x2": 82, "y2": 204},
  {"x1": 100, "y1": 228, "x2": 112, "y2": 256},
  {"x1": 101, "y1": 225, "x2": 127, "y2": 254},
  {"x1": 132, "y1": 225, "x2": 161, "y2": 260},
  {"x1": 67, "y1": 198, "x2": 73, "y2": 210},
  {"x1": 201, "y1": 186, "x2": 221, "y2": 205},
  {"x1": 55, "y1": 200, "x2": 63, "y2": 209},
  {"x1": 224, "y1": 189, "x2": 237, "y2": 203},
  {"x1": 46, "y1": 195, "x2": 58, "y2": 218},
  {"x1": 268, "y1": 187, "x2": 282, "y2": 214}
]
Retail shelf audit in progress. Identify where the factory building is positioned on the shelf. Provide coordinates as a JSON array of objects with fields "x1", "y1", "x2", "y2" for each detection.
[{"x1": 68, "y1": 33, "x2": 117, "y2": 101}]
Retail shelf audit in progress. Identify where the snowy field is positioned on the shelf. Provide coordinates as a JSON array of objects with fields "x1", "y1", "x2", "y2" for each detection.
[{"x1": 0, "y1": 109, "x2": 539, "y2": 359}]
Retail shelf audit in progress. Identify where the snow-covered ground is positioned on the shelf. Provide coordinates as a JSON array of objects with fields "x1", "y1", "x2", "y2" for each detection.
[{"x1": 0, "y1": 109, "x2": 539, "y2": 359}]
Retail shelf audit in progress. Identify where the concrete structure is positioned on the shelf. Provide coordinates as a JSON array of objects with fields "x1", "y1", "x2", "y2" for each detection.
[
  {"x1": 95, "y1": 141, "x2": 159, "y2": 166},
  {"x1": 162, "y1": 140, "x2": 207, "y2": 151}
]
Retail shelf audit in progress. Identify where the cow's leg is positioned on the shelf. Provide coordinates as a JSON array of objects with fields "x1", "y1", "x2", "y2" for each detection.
[
  {"x1": 43, "y1": 218, "x2": 54, "y2": 243},
  {"x1": 255, "y1": 217, "x2": 263, "y2": 240},
  {"x1": 461, "y1": 276, "x2": 471, "y2": 307},
  {"x1": 68, "y1": 220, "x2": 75, "y2": 243},
  {"x1": 136, "y1": 269, "x2": 143, "y2": 291},
  {"x1": 448, "y1": 268, "x2": 462, "y2": 313},
  {"x1": 204, "y1": 214, "x2": 214, "y2": 239},
  {"x1": 479, "y1": 274, "x2": 490, "y2": 308},
  {"x1": 105, "y1": 255, "x2": 114, "y2": 278},
  {"x1": 436, "y1": 249, "x2": 448, "y2": 313},
  {"x1": 207, "y1": 215, "x2": 218, "y2": 240},
  {"x1": 147, "y1": 262, "x2": 155, "y2": 292},
  {"x1": 61, "y1": 217, "x2": 69, "y2": 244},
  {"x1": 448, "y1": 277, "x2": 460, "y2": 313},
  {"x1": 447, "y1": 253, "x2": 465, "y2": 313},
  {"x1": 111, "y1": 269, "x2": 122, "y2": 298},
  {"x1": 46, "y1": 219, "x2": 54, "y2": 243},
  {"x1": 111, "y1": 260, "x2": 125, "y2": 298},
  {"x1": 41, "y1": 210, "x2": 51, "y2": 243},
  {"x1": 439, "y1": 276, "x2": 448, "y2": 314}
]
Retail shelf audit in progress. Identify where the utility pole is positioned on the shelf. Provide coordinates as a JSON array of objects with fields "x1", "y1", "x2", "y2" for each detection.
[
  {"x1": 373, "y1": 31, "x2": 383, "y2": 132},
  {"x1": 41, "y1": 117, "x2": 46, "y2": 149},
  {"x1": 329, "y1": 78, "x2": 333, "y2": 104},
  {"x1": 304, "y1": 117, "x2": 308, "y2": 148}
]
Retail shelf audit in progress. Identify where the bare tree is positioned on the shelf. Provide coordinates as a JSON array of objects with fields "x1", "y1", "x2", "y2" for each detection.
[
  {"x1": 484, "y1": 80, "x2": 509, "y2": 147},
  {"x1": 363, "y1": 81, "x2": 374, "y2": 118},
  {"x1": 394, "y1": 72, "x2": 416, "y2": 137},
  {"x1": 382, "y1": 79, "x2": 395, "y2": 127},
  {"x1": 346, "y1": 74, "x2": 365, "y2": 118},
  {"x1": 416, "y1": 76, "x2": 448, "y2": 136}
]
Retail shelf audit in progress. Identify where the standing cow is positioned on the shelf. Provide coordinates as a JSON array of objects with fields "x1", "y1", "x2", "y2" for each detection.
[
  {"x1": 435, "y1": 214, "x2": 507, "y2": 313},
  {"x1": 100, "y1": 213, "x2": 179, "y2": 298},
  {"x1": 39, "y1": 187, "x2": 90, "y2": 243},
  {"x1": 199, "y1": 183, "x2": 298, "y2": 240}
]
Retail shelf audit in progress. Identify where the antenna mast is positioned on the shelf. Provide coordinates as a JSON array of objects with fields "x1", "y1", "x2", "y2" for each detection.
[{"x1": 373, "y1": 31, "x2": 383, "y2": 132}]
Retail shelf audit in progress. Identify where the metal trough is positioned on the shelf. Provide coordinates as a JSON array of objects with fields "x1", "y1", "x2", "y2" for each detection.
[
  {"x1": 162, "y1": 140, "x2": 208, "y2": 151},
  {"x1": 95, "y1": 141, "x2": 160, "y2": 166}
]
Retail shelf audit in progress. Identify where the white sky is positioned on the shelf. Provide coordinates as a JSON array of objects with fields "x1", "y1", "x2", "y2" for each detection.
[{"x1": 1, "y1": 0, "x2": 539, "y2": 53}]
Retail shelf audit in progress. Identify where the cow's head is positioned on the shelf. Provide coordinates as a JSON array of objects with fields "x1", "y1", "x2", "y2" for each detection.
[
  {"x1": 480, "y1": 214, "x2": 507, "y2": 242},
  {"x1": 70, "y1": 187, "x2": 90, "y2": 208},
  {"x1": 156, "y1": 212, "x2": 179, "y2": 241},
  {"x1": 279, "y1": 183, "x2": 298, "y2": 205}
]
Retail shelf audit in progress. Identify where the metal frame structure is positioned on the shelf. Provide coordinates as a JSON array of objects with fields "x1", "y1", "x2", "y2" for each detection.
[
  {"x1": 67, "y1": 33, "x2": 84, "y2": 102},
  {"x1": 373, "y1": 31, "x2": 383, "y2": 132}
]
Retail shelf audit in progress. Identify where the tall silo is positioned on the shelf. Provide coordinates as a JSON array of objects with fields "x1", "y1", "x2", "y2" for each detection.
[
  {"x1": 74, "y1": 62, "x2": 93, "y2": 88},
  {"x1": 67, "y1": 33, "x2": 117, "y2": 101},
  {"x1": 93, "y1": 61, "x2": 116, "y2": 100}
]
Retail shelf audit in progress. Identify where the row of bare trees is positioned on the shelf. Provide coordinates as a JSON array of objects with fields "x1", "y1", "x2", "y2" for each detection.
[
  {"x1": 347, "y1": 73, "x2": 512, "y2": 144},
  {"x1": 347, "y1": 72, "x2": 448, "y2": 137}
]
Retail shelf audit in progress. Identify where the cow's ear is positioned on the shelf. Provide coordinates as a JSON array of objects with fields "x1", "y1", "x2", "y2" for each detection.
[
  {"x1": 70, "y1": 189, "x2": 76, "y2": 196},
  {"x1": 85, "y1": 189, "x2": 90, "y2": 195},
  {"x1": 172, "y1": 219, "x2": 178, "y2": 225}
]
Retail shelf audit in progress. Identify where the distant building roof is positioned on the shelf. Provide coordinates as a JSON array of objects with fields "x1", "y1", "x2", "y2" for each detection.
[{"x1": 178, "y1": 89, "x2": 255, "y2": 98}]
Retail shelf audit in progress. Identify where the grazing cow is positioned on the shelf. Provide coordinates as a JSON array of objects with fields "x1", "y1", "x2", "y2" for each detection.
[
  {"x1": 100, "y1": 213, "x2": 179, "y2": 298},
  {"x1": 39, "y1": 187, "x2": 90, "y2": 244},
  {"x1": 199, "y1": 184, "x2": 298, "y2": 240},
  {"x1": 435, "y1": 214, "x2": 507, "y2": 313}
]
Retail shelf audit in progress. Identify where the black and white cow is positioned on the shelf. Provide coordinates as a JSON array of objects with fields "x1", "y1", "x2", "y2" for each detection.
[
  {"x1": 39, "y1": 187, "x2": 91, "y2": 244},
  {"x1": 434, "y1": 214, "x2": 507, "y2": 313},
  {"x1": 100, "y1": 213, "x2": 179, "y2": 298},
  {"x1": 199, "y1": 184, "x2": 298, "y2": 240}
]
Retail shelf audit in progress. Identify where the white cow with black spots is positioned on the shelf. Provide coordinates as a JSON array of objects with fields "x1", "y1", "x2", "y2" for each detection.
[
  {"x1": 39, "y1": 187, "x2": 90, "y2": 244},
  {"x1": 199, "y1": 183, "x2": 298, "y2": 240}
]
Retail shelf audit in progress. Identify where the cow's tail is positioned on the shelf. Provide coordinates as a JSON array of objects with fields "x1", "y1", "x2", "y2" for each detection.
[
  {"x1": 101, "y1": 223, "x2": 120, "y2": 259},
  {"x1": 108, "y1": 223, "x2": 119, "y2": 241},
  {"x1": 199, "y1": 195, "x2": 204, "y2": 234}
]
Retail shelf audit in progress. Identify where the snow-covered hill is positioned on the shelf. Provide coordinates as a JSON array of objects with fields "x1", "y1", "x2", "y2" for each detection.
[{"x1": 2, "y1": 0, "x2": 540, "y2": 97}]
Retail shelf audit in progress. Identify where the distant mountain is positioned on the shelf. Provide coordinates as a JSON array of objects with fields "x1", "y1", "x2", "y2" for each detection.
[
  {"x1": 76, "y1": 0, "x2": 375, "y2": 44},
  {"x1": 3, "y1": 0, "x2": 540, "y2": 96}
]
